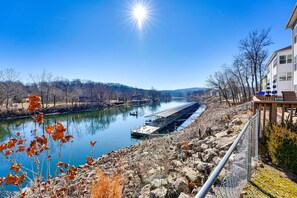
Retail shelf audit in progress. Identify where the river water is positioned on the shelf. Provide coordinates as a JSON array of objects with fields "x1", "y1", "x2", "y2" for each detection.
[{"x1": 0, "y1": 99, "x2": 205, "y2": 191}]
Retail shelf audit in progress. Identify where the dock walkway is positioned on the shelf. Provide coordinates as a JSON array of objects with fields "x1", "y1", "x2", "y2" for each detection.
[{"x1": 131, "y1": 102, "x2": 199, "y2": 137}]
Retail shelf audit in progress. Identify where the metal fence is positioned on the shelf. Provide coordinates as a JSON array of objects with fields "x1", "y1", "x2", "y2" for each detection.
[{"x1": 196, "y1": 110, "x2": 259, "y2": 198}]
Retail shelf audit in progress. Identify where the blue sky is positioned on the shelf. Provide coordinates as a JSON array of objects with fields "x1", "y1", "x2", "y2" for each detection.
[{"x1": 0, "y1": 0, "x2": 296, "y2": 90}]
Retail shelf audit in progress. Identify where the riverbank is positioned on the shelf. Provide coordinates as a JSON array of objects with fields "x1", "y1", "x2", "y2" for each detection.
[
  {"x1": 16, "y1": 97, "x2": 252, "y2": 197},
  {"x1": 0, "y1": 100, "x2": 152, "y2": 122}
]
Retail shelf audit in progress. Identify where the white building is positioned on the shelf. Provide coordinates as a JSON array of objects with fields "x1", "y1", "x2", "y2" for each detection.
[
  {"x1": 286, "y1": 3, "x2": 297, "y2": 91},
  {"x1": 266, "y1": 46, "x2": 293, "y2": 96}
]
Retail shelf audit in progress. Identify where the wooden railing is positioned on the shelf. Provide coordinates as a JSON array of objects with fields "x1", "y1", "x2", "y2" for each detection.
[
  {"x1": 255, "y1": 95, "x2": 282, "y2": 101},
  {"x1": 253, "y1": 96, "x2": 297, "y2": 131}
]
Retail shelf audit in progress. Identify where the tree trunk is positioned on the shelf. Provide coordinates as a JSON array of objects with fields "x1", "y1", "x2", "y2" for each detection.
[{"x1": 53, "y1": 94, "x2": 56, "y2": 107}]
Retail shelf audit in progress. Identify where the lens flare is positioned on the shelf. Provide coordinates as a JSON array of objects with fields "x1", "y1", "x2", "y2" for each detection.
[
  {"x1": 128, "y1": 1, "x2": 153, "y2": 31},
  {"x1": 133, "y1": 4, "x2": 147, "y2": 29}
]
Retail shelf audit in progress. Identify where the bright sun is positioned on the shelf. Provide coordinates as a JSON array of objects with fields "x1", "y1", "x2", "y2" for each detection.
[{"x1": 132, "y1": 3, "x2": 148, "y2": 30}]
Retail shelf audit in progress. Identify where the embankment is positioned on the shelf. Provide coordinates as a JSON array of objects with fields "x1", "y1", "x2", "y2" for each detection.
[{"x1": 18, "y1": 98, "x2": 252, "y2": 198}]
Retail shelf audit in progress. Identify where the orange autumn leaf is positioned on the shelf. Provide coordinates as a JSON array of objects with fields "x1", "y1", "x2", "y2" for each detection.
[
  {"x1": 7, "y1": 138, "x2": 18, "y2": 149},
  {"x1": 0, "y1": 143, "x2": 7, "y2": 152},
  {"x1": 36, "y1": 135, "x2": 48, "y2": 146},
  {"x1": 26, "y1": 140, "x2": 37, "y2": 157},
  {"x1": 61, "y1": 135, "x2": 73, "y2": 143},
  {"x1": 27, "y1": 95, "x2": 42, "y2": 113},
  {"x1": 5, "y1": 173, "x2": 18, "y2": 185},
  {"x1": 52, "y1": 131, "x2": 64, "y2": 141},
  {"x1": 52, "y1": 122, "x2": 66, "y2": 141},
  {"x1": 20, "y1": 190, "x2": 26, "y2": 198},
  {"x1": 18, "y1": 138, "x2": 26, "y2": 145},
  {"x1": 15, "y1": 132, "x2": 20, "y2": 137},
  {"x1": 0, "y1": 177, "x2": 5, "y2": 186},
  {"x1": 5, "y1": 149, "x2": 13, "y2": 156},
  {"x1": 63, "y1": 135, "x2": 73, "y2": 143},
  {"x1": 45, "y1": 125, "x2": 55, "y2": 134},
  {"x1": 56, "y1": 122, "x2": 67, "y2": 133},
  {"x1": 57, "y1": 162, "x2": 64, "y2": 167},
  {"x1": 37, "y1": 113, "x2": 44, "y2": 125},
  {"x1": 90, "y1": 141, "x2": 97, "y2": 147},
  {"x1": 16, "y1": 145, "x2": 25, "y2": 153},
  {"x1": 15, "y1": 172, "x2": 26, "y2": 186},
  {"x1": 86, "y1": 156, "x2": 94, "y2": 165},
  {"x1": 10, "y1": 163, "x2": 21, "y2": 172},
  {"x1": 66, "y1": 166, "x2": 78, "y2": 180}
]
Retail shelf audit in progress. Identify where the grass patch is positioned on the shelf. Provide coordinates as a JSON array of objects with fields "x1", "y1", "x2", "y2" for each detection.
[{"x1": 243, "y1": 163, "x2": 297, "y2": 198}]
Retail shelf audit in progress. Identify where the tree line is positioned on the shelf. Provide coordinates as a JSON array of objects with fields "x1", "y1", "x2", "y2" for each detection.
[
  {"x1": 0, "y1": 69, "x2": 163, "y2": 112},
  {"x1": 206, "y1": 28, "x2": 273, "y2": 106}
]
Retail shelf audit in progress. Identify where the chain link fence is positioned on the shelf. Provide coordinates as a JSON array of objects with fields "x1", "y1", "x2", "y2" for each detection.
[{"x1": 196, "y1": 110, "x2": 259, "y2": 198}]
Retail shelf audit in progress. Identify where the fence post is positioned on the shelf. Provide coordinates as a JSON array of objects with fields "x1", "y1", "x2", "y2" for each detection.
[
  {"x1": 255, "y1": 109, "x2": 259, "y2": 161},
  {"x1": 247, "y1": 117, "x2": 252, "y2": 182}
]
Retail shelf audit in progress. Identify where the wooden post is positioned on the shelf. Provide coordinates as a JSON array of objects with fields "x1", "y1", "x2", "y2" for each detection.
[
  {"x1": 290, "y1": 104, "x2": 293, "y2": 123},
  {"x1": 270, "y1": 103, "x2": 277, "y2": 124},
  {"x1": 253, "y1": 103, "x2": 258, "y2": 115},
  {"x1": 281, "y1": 105, "x2": 285, "y2": 124},
  {"x1": 263, "y1": 104, "x2": 266, "y2": 129}
]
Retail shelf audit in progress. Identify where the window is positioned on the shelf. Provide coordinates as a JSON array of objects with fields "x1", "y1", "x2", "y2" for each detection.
[
  {"x1": 279, "y1": 55, "x2": 286, "y2": 64},
  {"x1": 273, "y1": 58, "x2": 277, "y2": 67},
  {"x1": 287, "y1": 72, "x2": 292, "y2": 81},
  {"x1": 279, "y1": 72, "x2": 292, "y2": 81},
  {"x1": 287, "y1": 54, "x2": 292, "y2": 63},
  {"x1": 279, "y1": 72, "x2": 286, "y2": 81}
]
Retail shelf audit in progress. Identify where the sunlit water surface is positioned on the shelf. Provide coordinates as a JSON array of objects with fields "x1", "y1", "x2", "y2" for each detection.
[{"x1": 0, "y1": 99, "x2": 205, "y2": 191}]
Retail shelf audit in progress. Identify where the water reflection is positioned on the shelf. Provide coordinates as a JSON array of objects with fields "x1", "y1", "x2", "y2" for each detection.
[{"x1": 0, "y1": 99, "x2": 203, "y2": 191}]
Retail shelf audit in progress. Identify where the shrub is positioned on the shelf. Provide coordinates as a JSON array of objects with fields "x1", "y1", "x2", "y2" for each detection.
[
  {"x1": 265, "y1": 124, "x2": 297, "y2": 173},
  {"x1": 90, "y1": 168, "x2": 122, "y2": 198}
]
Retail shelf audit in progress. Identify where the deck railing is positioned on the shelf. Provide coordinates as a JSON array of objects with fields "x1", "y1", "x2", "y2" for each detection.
[
  {"x1": 253, "y1": 96, "x2": 297, "y2": 133},
  {"x1": 195, "y1": 110, "x2": 259, "y2": 198}
]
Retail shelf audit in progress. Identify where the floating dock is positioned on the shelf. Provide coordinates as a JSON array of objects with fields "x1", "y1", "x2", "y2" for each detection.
[{"x1": 131, "y1": 102, "x2": 199, "y2": 137}]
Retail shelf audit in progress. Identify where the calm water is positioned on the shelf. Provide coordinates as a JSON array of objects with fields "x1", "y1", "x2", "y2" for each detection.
[{"x1": 0, "y1": 99, "x2": 204, "y2": 190}]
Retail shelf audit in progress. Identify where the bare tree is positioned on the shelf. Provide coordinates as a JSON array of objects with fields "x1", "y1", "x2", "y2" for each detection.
[
  {"x1": 1, "y1": 69, "x2": 21, "y2": 111},
  {"x1": 206, "y1": 71, "x2": 231, "y2": 107},
  {"x1": 239, "y1": 28, "x2": 273, "y2": 92},
  {"x1": 30, "y1": 70, "x2": 53, "y2": 108}
]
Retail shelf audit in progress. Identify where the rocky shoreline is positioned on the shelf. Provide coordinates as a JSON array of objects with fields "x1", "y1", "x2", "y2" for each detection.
[{"x1": 17, "y1": 98, "x2": 252, "y2": 197}]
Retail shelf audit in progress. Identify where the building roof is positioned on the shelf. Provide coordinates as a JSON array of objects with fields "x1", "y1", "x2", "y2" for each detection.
[
  {"x1": 266, "y1": 45, "x2": 292, "y2": 67},
  {"x1": 286, "y1": 3, "x2": 297, "y2": 29},
  {"x1": 146, "y1": 102, "x2": 197, "y2": 118}
]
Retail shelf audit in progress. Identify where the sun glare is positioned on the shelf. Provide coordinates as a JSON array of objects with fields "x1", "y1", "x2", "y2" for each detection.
[
  {"x1": 129, "y1": 1, "x2": 151, "y2": 30},
  {"x1": 133, "y1": 4, "x2": 147, "y2": 29}
]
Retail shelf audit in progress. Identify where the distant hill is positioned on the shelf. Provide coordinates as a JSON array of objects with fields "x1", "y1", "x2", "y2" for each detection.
[{"x1": 160, "y1": 87, "x2": 208, "y2": 97}]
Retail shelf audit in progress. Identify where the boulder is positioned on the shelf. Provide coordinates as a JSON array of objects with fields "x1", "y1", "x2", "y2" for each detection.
[
  {"x1": 150, "y1": 187, "x2": 167, "y2": 198},
  {"x1": 151, "y1": 179, "x2": 168, "y2": 189},
  {"x1": 174, "y1": 177, "x2": 188, "y2": 193},
  {"x1": 200, "y1": 144, "x2": 208, "y2": 150},
  {"x1": 201, "y1": 149, "x2": 217, "y2": 163},
  {"x1": 172, "y1": 160, "x2": 183, "y2": 168},
  {"x1": 178, "y1": 192, "x2": 190, "y2": 198},
  {"x1": 212, "y1": 156, "x2": 221, "y2": 165},
  {"x1": 182, "y1": 167, "x2": 203, "y2": 185},
  {"x1": 230, "y1": 118, "x2": 242, "y2": 125},
  {"x1": 139, "y1": 184, "x2": 151, "y2": 198}
]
